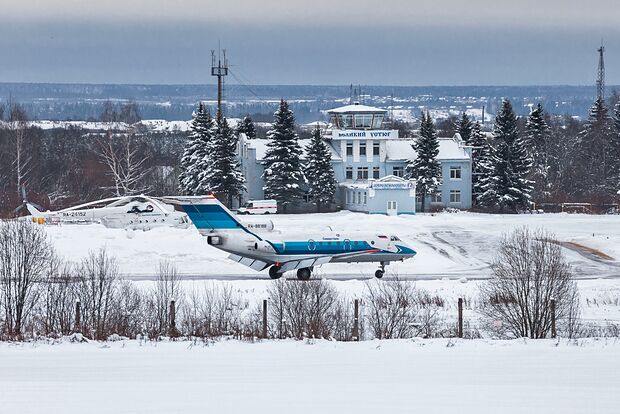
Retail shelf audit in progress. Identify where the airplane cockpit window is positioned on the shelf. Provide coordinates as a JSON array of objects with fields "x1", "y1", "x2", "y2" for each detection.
[{"x1": 390, "y1": 236, "x2": 401, "y2": 241}]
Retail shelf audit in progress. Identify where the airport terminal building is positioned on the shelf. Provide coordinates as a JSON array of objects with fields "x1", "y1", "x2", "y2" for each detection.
[{"x1": 238, "y1": 103, "x2": 472, "y2": 214}]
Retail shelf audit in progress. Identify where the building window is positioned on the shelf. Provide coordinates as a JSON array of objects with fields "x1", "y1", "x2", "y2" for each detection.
[
  {"x1": 363, "y1": 192, "x2": 367, "y2": 205},
  {"x1": 357, "y1": 167, "x2": 369, "y2": 180},
  {"x1": 346, "y1": 191, "x2": 350, "y2": 204},
  {"x1": 450, "y1": 190, "x2": 461, "y2": 203},
  {"x1": 372, "y1": 166, "x2": 380, "y2": 179},
  {"x1": 373, "y1": 142, "x2": 380, "y2": 156},
  {"x1": 392, "y1": 166, "x2": 404, "y2": 177},
  {"x1": 359, "y1": 142, "x2": 366, "y2": 156},
  {"x1": 357, "y1": 192, "x2": 361, "y2": 204},
  {"x1": 346, "y1": 142, "x2": 353, "y2": 156},
  {"x1": 372, "y1": 115, "x2": 384, "y2": 129},
  {"x1": 450, "y1": 166, "x2": 462, "y2": 180},
  {"x1": 346, "y1": 167, "x2": 353, "y2": 180},
  {"x1": 431, "y1": 192, "x2": 442, "y2": 203}
]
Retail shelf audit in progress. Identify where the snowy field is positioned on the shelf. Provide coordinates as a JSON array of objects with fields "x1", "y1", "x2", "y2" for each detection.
[
  {"x1": 1, "y1": 338, "x2": 619, "y2": 414},
  {"x1": 43, "y1": 211, "x2": 620, "y2": 279}
]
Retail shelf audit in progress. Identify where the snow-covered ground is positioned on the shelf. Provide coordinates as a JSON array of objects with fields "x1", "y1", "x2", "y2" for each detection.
[
  {"x1": 1, "y1": 338, "x2": 619, "y2": 414},
  {"x1": 43, "y1": 211, "x2": 620, "y2": 279}
]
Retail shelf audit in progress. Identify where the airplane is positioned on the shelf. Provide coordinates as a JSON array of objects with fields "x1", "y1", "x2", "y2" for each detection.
[
  {"x1": 167, "y1": 195, "x2": 417, "y2": 280},
  {"x1": 25, "y1": 195, "x2": 191, "y2": 232}
]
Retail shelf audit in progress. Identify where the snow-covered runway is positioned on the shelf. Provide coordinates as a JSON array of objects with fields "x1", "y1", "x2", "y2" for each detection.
[
  {"x1": 44, "y1": 211, "x2": 620, "y2": 280},
  {"x1": 1, "y1": 338, "x2": 618, "y2": 414}
]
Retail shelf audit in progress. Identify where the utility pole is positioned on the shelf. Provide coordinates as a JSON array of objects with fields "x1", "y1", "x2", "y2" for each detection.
[
  {"x1": 597, "y1": 43, "x2": 605, "y2": 101},
  {"x1": 211, "y1": 48, "x2": 229, "y2": 116}
]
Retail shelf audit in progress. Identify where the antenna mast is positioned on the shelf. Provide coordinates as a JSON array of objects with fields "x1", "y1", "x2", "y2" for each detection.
[
  {"x1": 596, "y1": 43, "x2": 605, "y2": 101},
  {"x1": 211, "y1": 48, "x2": 229, "y2": 115}
]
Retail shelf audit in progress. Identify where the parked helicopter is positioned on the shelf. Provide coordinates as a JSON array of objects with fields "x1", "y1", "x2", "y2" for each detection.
[{"x1": 24, "y1": 194, "x2": 191, "y2": 231}]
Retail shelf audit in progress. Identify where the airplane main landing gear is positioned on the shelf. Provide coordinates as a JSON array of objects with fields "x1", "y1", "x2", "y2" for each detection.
[
  {"x1": 269, "y1": 265, "x2": 282, "y2": 279},
  {"x1": 375, "y1": 262, "x2": 387, "y2": 279},
  {"x1": 296, "y1": 267, "x2": 312, "y2": 281}
]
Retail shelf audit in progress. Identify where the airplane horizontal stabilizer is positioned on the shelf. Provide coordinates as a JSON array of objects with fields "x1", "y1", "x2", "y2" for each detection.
[{"x1": 228, "y1": 254, "x2": 271, "y2": 271}]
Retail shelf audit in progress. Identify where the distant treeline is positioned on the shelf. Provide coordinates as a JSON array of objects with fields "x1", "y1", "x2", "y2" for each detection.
[{"x1": 1, "y1": 82, "x2": 618, "y2": 122}]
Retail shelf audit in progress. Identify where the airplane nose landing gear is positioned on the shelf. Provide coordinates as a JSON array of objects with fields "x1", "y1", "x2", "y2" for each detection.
[
  {"x1": 269, "y1": 265, "x2": 282, "y2": 279},
  {"x1": 375, "y1": 262, "x2": 387, "y2": 279}
]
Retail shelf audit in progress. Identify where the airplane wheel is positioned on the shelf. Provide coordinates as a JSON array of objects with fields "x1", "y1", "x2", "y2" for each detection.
[
  {"x1": 375, "y1": 269, "x2": 384, "y2": 279},
  {"x1": 269, "y1": 265, "x2": 282, "y2": 279},
  {"x1": 297, "y1": 267, "x2": 312, "y2": 281}
]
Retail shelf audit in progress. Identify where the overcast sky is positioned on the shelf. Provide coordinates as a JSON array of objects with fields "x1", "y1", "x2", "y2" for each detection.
[{"x1": 0, "y1": 0, "x2": 618, "y2": 85}]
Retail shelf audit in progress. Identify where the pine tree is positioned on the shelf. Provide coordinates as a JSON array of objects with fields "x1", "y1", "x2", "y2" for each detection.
[
  {"x1": 305, "y1": 126, "x2": 336, "y2": 212},
  {"x1": 406, "y1": 111, "x2": 441, "y2": 212},
  {"x1": 262, "y1": 99, "x2": 305, "y2": 211},
  {"x1": 525, "y1": 103, "x2": 551, "y2": 202},
  {"x1": 455, "y1": 112, "x2": 473, "y2": 144},
  {"x1": 575, "y1": 98, "x2": 613, "y2": 199},
  {"x1": 236, "y1": 115, "x2": 257, "y2": 139},
  {"x1": 479, "y1": 99, "x2": 532, "y2": 212},
  {"x1": 469, "y1": 121, "x2": 492, "y2": 205},
  {"x1": 178, "y1": 102, "x2": 213, "y2": 195},
  {"x1": 199, "y1": 111, "x2": 245, "y2": 207}
]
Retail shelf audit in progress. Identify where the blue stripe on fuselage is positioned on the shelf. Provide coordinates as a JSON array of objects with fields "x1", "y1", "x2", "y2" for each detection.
[{"x1": 270, "y1": 240, "x2": 374, "y2": 255}]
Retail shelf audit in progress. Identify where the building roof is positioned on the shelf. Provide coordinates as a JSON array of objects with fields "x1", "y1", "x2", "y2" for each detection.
[
  {"x1": 385, "y1": 136, "x2": 471, "y2": 161},
  {"x1": 327, "y1": 104, "x2": 387, "y2": 114},
  {"x1": 245, "y1": 138, "x2": 343, "y2": 161}
]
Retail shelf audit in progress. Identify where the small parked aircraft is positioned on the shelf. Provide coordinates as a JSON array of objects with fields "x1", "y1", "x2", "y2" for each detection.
[
  {"x1": 168, "y1": 195, "x2": 416, "y2": 280},
  {"x1": 25, "y1": 195, "x2": 191, "y2": 231}
]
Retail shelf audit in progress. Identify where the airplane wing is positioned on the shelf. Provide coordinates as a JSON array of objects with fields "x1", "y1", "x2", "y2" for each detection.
[
  {"x1": 228, "y1": 254, "x2": 333, "y2": 273},
  {"x1": 228, "y1": 254, "x2": 271, "y2": 271},
  {"x1": 278, "y1": 256, "x2": 333, "y2": 272}
]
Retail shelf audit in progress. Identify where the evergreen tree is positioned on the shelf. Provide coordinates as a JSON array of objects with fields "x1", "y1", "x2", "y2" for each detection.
[
  {"x1": 305, "y1": 126, "x2": 336, "y2": 212},
  {"x1": 575, "y1": 98, "x2": 613, "y2": 199},
  {"x1": 262, "y1": 99, "x2": 305, "y2": 211},
  {"x1": 236, "y1": 115, "x2": 257, "y2": 139},
  {"x1": 199, "y1": 111, "x2": 245, "y2": 207},
  {"x1": 479, "y1": 99, "x2": 532, "y2": 212},
  {"x1": 525, "y1": 103, "x2": 551, "y2": 202},
  {"x1": 455, "y1": 112, "x2": 474, "y2": 144},
  {"x1": 406, "y1": 111, "x2": 441, "y2": 212},
  {"x1": 178, "y1": 102, "x2": 213, "y2": 195},
  {"x1": 469, "y1": 121, "x2": 492, "y2": 205}
]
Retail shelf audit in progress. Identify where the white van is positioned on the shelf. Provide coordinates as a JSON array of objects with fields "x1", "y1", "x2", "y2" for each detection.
[{"x1": 237, "y1": 199, "x2": 277, "y2": 215}]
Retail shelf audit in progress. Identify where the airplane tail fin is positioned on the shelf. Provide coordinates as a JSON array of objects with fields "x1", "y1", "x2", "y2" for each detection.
[
  {"x1": 168, "y1": 195, "x2": 260, "y2": 238},
  {"x1": 26, "y1": 203, "x2": 43, "y2": 217}
]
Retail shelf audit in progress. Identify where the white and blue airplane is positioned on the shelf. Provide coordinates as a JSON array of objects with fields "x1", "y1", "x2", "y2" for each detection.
[{"x1": 168, "y1": 195, "x2": 416, "y2": 280}]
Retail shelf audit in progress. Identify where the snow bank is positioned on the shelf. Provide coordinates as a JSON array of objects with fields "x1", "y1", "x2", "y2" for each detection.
[{"x1": 0, "y1": 338, "x2": 618, "y2": 414}]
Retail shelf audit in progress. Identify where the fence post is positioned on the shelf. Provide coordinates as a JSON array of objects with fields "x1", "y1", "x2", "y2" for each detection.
[
  {"x1": 74, "y1": 301, "x2": 81, "y2": 333},
  {"x1": 262, "y1": 299, "x2": 268, "y2": 339},
  {"x1": 169, "y1": 300, "x2": 176, "y2": 337},
  {"x1": 457, "y1": 298, "x2": 463, "y2": 338},
  {"x1": 551, "y1": 298, "x2": 556, "y2": 339},
  {"x1": 353, "y1": 298, "x2": 360, "y2": 341}
]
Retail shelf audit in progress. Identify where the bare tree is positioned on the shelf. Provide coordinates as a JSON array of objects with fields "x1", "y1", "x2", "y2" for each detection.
[
  {"x1": 78, "y1": 249, "x2": 119, "y2": 340},
  {"x1": 364, "y1": 278, "x2": 417, "y2": 339},
  {"x1": 0, "y1": 220, "x2": 54, "y2": 339},
  {"x1": 266, "y1": 279, "x2": 340, "y2": 339},
  {"x1": 8, "y1": 103, "x2": 32, "y2": 201},
  {"x1": 145, "y1": 260, "x2": 182, "y2": 337},
  {"x1": 479, "y1": 228, "x2": 580, "y2": 339},
  {"x1": 40, "y1": 260, "x2": 78, "y2": 336},
  {"x1": 98, "y1": 128, "x2": 150, "y2": 196}
]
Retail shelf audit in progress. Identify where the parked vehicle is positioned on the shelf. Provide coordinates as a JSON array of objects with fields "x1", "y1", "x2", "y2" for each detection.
[{"x1": 237, "y1": 199, "x2": 277, "y2": 215}]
